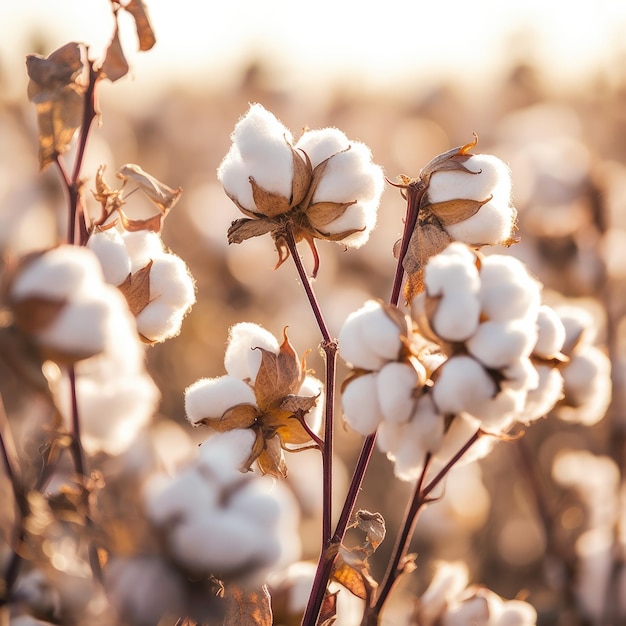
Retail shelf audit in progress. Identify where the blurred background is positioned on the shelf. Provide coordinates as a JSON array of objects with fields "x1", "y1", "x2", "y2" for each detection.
[{"x1": 3, "y1": 1, "x2": 626, "y2": 624}]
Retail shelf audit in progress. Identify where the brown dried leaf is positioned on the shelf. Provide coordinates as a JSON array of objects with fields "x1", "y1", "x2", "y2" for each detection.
[
  {"x1": 354, "y1": 510, "x2": 386, "y2": 554},
  {"x1": 333, "y1": 561, "x2": 367, "y2": 600},
  {"x1": 117, "y1": 164, "x2": 182, "y2": 213},
  {"x1": 280, "y1": 393, "x2": 318, "y2": 416},
  {"x1": 11, "y1": 296, "x2": 66, "y2": 334},
  {"x1": 26, "y1": 42, "x2": 88, "y2": 170},
  {"x1": 403, "y1": 220, "x2": 453, "y2": 303},
  {"x1": 290, "y1": 146, "x2": 313, "y2": 208},
  {"x1": 314, "y1": 226, "x2": 365, "y2": 242},
  {"x1": 333, "y1": 546, "x2": 378, "y2": 602},
  {"x1": 427, "y1": 197, "x2": 488, "y2": 227},
  {"x1": 93, "y1": 165, "x2": 124, "y2": 216},
  {"x1": 275, "y1": 416, "x2": 313, "y2": 446},
  {"x1": 306, "y1": 200, "x2": 356, "y2": 227},
  {"x1": 318, "y1": 591, "x2": 339, "y2": 626},
  {"x1": 198, "y1": 403, "x2": 259, "y2": 432},
  {"x1": 101, "y1": 25, "x2": 129, "y2": 82},
  {"x1": 249, "y1": 178, "x2": 291, "y2": 217},
  {"x1": 118, "y1": 208, "x2": 164, "y2": 233},
  {"x1": 227, "y1": 217, "x2": 276, "y2": 244},
  {"x1": 256, "y1": 436, "x2": 287, "y2": 478},
  {"x1": 253, "y1": 329, "x2": 302, "y2": 412},
  {"x1": 118, "y1": 260, "x2": 152, "y2": 314},
  {"x1": 223, "y1": 584, "x2": 272, "y2": 626},
  {"x1": 123, "y1": 0, "x2": 157, "y2": 51}
]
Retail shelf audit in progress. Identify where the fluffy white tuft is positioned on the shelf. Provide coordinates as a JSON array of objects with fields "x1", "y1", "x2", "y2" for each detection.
[
  {"x1": 341, "y1": 373, "x2": 384, "y2": 436},
  {"x1": 224, "y1": 322, "x2": 280, "y2": 383}
]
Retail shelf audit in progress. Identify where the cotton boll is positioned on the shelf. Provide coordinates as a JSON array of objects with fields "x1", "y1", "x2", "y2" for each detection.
[
  {"x1": 432, "y1": 356, "x2": 496, "y2": 417},
  {"x1": 478, "y1": 255, "x2": 541, "y2": 323},
  {"x1": 417, "y1": 561, "x2": 469, "y2": 625},
  {"x1": 504, "y1": 357, "x2": 540, "y2": 392},
  {"x1": 467, "y1": 320, "x2": 537, "y2": 369},
  {"x1": 534, "y1": 305, "x2": 566, "y2": 359},
  {"x1": 224, "y1": 322, "x2": 280, "y2": 382},
  {"x1": 376, "y1": 362, "x2": 420, "y2": 424},
  {"x1": 431, "y1": 292, "x2": 481, "y2": 342},
  {"x1": 87, "y1": 228, "x2": 131, "y2": 286},
  {"x1": 218, "y1": 104, "x2": 294, "y2": 213},
  {"x1": 493, "y1": 600, "x2": 538, "y2": 626},
  {"x1": 295, "y1": 127, "x2": 350, "y2": 168},
  {"x1": 521, "y1": 365, "x2": 563, "y2": 424},
  {"x1": 428, "y1": 154, "x2": 512, "y2": 205},
  {"x1": 184, "y1": 376, "x2": 256, "y2": 425},
  {"x1": 445, "y1": 197, "x2": 517, "y2": 246},
  {"x1": 11, "y1": 245, "x2": 103, "y2": 300},
  {"x1": 555, "y1": 305, "x2": 596, "y2": 352},
  {"x1": 338, "y1": 300, "x2": 403, "y2": 370},
  {"x1": 441, "y1": 595, "x2": 490, "y2": 626},
  {"x1": 136, "y1": 300, "x2": 184, "y2": 342},
  {"x1": 311, "y1": 200, "x2": 377, "y2": 249},
  {"x1": 198, "y1": 429, "x2": 257, "y2": 475},
  {"x1": 298, "y1": 375, "x2": 324, "y2": 435},
  {"x1": 341, "y1": 373, "x2": 384, "y2": 436},
  {"x1": 376, "y1": 421, "x2": 405, "y2": 457},
  {"x1": 434, "y1": 414, "x2": 497, "y2": 468},
  {"x1": 147, "y1": 253, "x2": 195, "y2": 306},
  {"x1": 122, "y1": 230, "x2": 165, "y2": 271}
]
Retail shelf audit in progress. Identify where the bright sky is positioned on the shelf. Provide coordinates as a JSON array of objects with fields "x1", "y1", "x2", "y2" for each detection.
[{"x1": 2, "y1": 0, "x2": 626, "y2": 97}]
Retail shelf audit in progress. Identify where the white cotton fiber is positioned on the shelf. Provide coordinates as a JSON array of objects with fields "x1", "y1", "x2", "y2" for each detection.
[{"x1": 184, "y1": 375, "x2": 256, "y2": 425}]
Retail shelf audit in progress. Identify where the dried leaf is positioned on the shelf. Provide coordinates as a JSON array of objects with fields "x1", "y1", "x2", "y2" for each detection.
[
  {"x1": 256, "y1": 436, "x2": 287, "y2": 478},
  {"x1": 118, "y1": 260, "x2": 152, "y2": 314},
  {"x1": 279, "y1": 393, "x2": 318, "y2": 415},
  {"x1": 249, "y1": 177, "x2": 291, "y2": 217},
  {"x1": 123, "y1": 0, "x2": 157, "y2": 51},
  {"x1": 11, "y1": 296, "x2": 66, "y2": 334},
  {"x1": 118, "y1": 208, "x2": 165, "y2": 233},
  {"x1": 223, "y1": 584, "x2": 272, "y2": 626},
  {"x1": 93, "y1": 165, "x2": 124, "y2": 217},
  {"x1": 101, "y1": 25, "x2": 129, "y2": 82},
  {"x1": 313, "y1": 225, "x2": 365, "y2": 242},
  {"x1": 227, "y1": 217, "x2": 276, "y2": 244},
  {"x1": 117, "y1": 164, "x2": 182, "y2": 213},
  {"x1": 354, "y1": 510, "x2": 386, "y2": 554},
  {"x1": 198, "y1": 403, "x2": 259, "y2": 432},
  {"x1": 333, "y1": 546, "x2": 378, "y2": 601},
  {"x1": 253, "y1": 329, "x2": 302, "y2": 412},
  {"x1": 318, "y1": 591, "x2": 339, "y2": 626},
  {"x1": 26, "y1": 42, "x2": 88, "y2": 170},
  {"x1": 306, "y1": 200, "x2": 356, "y2": 227},
  {"x1": 427, "y1": 197, "x2": 488, "y2": 227},
  {"x1": 333, "y1": 561, "x2": 367, "y2": 600}
]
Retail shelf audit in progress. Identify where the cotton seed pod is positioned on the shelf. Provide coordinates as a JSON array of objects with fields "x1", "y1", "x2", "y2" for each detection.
[
  {"x1": 218, "y1": 103, "x2": 294, "y2": 214},
  {"x1": 466, "y1": 320, "x2": 537, "y2": 369},
  {"x1": 534, "y1": 305, "x2": 566, "y2": 359},
  {"x1": 87, "y1": 228, "x2": 131, "y2": 286},
  {"x1": 338, "y1": 300, "x2": 404, "y2": 370},
  {"x1": 185, "y1": 376, "x2": 256, "y2": 426},
  {"x1": 224, "y1": 322, "x2": 281, "y2": 383},
  {"x1": 341, "y1": 373, "x2": 384, "y2": 435},
  {"x1": 478, "y1": 255, "x2": 541, "y2": 323},
  {"x1": 376, "y1": 361, "x2": 422, "y2": 424},
  {"x1": 427, "y1": 154, "x2": 517, "y2": 247}
]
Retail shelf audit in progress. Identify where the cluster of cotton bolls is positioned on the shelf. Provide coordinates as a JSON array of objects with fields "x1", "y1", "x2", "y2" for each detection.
[
  {"x1": 87, "y1": 227, "x2": 195, "y2": 343},
  {"x1": 415, "y1": 561, "x2": 537, "y2": 626},
  {"x1": 185, "y1": 322, "x2": 323, "y2": 476},
  {"x1": 218, "y1": 103, "x2": 384, "y2": 258},
  {"x1": 143, "y1": 429, "x2": 291, "y2": 583},
  {"x1": 5, "y1": 245, "x2": 160, "y2": 455},
  {"x1": 552, "y1": 450, "x2": 626, "y2": 621}
]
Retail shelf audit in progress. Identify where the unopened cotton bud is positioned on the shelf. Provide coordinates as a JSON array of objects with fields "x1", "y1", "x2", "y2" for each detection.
[
  {"x1": 534, "y1": 305, "x2": 566, "y2": 359},
  {"x1": 87, "y1": 228, "x2": 131, "y2": 286},
  {"x1": 428, "y1": 154, "x2": 516, "y2": 246},
  {"x1": 224, "y1": 322, "x2": 280, "y2": 383},
  {"x1": 467, "y1": 320, "x2": 537, "y2": 369},
  {"x1": 338, "y1": 300, "x2": 403, "y2": 370},
  {"x1": 479, "y1": 255, "x2": 541, "y2": 323},
  {"x1": 341, "y1": 373, "x2": 384, "y2": 435},
  {"x1": 185, "y1": 376, "x2": 256, "y2": 426},
  {"x1": 376, "y1": 361, "x2": 420, "y2": 424},
  {"x1": 217, "y1": 104, "x2": 294, "y2": 214}
]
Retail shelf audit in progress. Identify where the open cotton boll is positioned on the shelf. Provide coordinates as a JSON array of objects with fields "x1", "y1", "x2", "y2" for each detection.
[
  {"x1": 199, "y1": 429, "x2": 257, "y2": 477},
  {"x1": 521, "y1": 365, "x2": 563, "y2": 424},
  {"x1": 341, "y1": 373, "x2": 384, "y2": 435},
  {"x1": 445, "y1": 198, "x2": 517, "y2": 247},
  {"x1": 121, "y1": 230, "x2": 165, "y2": 271},
  {"x1": 338, "y1": 300, "x2": 403, "y2": 370},
  {"x1": 503, "y1": 357, "x2": 540, "y2": 392},
  {"x1": 478, "y1": 255, "x2": 541, "y2": 323},
  {"x1": 87, "y1": 228, "x2": 131, "y2": 286},
  {"x1": 432, "y1": 355, "x2": 496, "y2": 417},
  {"x1": 136, "y1": 300, "x2": 185, "y2": 343},
  {"x1": 184, "y1": 375, "x2": 256, "y2": 426},
  {"x1": 224, "y1": 322, "x2": 280, "y2": 383},
  {"x1": 10, "y1": 245, "x2": 102, "y2": 300},
  {"x1": 534, "y1": 305, "x2": 566, "y2": 359},
  {"x1": 466, "y1": 320, "x2": 537, "y2": 369},
  {"x1": 433, "y1": 414, "x2": 497, "y2": 469},
  {"x1": 493, "y1": 600, "x2": 538, "y2": 626},
  {"x1": 417, "y1": 561, "x2": 469, "y2": 625},
  {"x1": 310, "y1": 201, "x2": 377, "y2": 249},
  {"x1": 295, "y1": 127, "x2": 350, "y2": 167},
  {"x1": 217, "y1": 104, "x2": 294, "y2": 213},
  {"x1": 555, "y1": 305, "x2": 597, "y2": 352},
  {"x1": 298, "y1": 375, "x2": 324, "y2": 436},
  {"x1": 376, "y1": 361, "x2": 420, "y2": 424},
  {"x1": 147, "y1": 253, "x2": 196, "y2": 307}
]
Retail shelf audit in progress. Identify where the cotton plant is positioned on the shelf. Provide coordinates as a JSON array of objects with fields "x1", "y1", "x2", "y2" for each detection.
[
  {"x1": 185, "y1": 322, "x2": 324, "y2": 478},
  {"x1": 218, "y1": 103, "x2": 385, "y2": 276}
]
